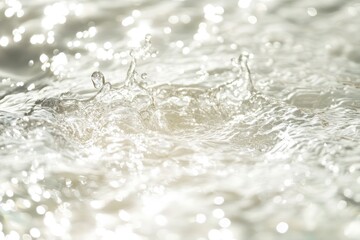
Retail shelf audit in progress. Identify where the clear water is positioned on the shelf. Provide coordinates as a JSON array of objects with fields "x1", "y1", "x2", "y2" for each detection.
[{"x1": 1, "y1": 0, "x2": 360, "y2": 239}]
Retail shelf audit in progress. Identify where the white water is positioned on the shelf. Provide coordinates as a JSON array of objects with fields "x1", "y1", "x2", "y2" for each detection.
[{"x1": 1, "y1": 0, "x2": 360, "y2": 239}]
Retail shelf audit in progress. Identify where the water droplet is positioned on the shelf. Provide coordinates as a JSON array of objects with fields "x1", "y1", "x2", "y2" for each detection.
[
  {"x1": 231, "y1": 57, "x2": 239, "y2": 67},
  {"x1": 239, "y1": 51, "x2": 250, "y2": 63},
  {"x1": 129, "y1": 49, "x2": 135, "y2": 57},
  {"x1": 145, "y1": 34, "x2": 152, "y2": 42},
  {"x1": 151, "y1": 50, "x2": 159, "y2": 58},
  {"x1": 91, "y1": 71, "x2": 105, "y2": 89},
  {"x1": 141, "y1": 73, "x2": 148, "y2": 79}
]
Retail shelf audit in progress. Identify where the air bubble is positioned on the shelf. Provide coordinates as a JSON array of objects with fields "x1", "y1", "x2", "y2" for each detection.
[{"x1": 91, "y1": 71, "x2": 105, "y2": 89}]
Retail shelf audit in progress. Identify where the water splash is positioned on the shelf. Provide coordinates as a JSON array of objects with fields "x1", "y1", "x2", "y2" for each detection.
[
  {"x1": 232, "y1": 51, "x2": 255, "y2": 93},
  {"x1": 126, "y1": 34, "x2": 158, "y2": 86},
  {"x1": 25, "y1": 35, "x2": 261, "y2": 139}
]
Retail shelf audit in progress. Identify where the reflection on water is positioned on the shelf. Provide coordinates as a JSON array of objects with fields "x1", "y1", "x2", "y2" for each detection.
[{"x1": 1, "y1": 0, "x2": 360, "y2": 239}]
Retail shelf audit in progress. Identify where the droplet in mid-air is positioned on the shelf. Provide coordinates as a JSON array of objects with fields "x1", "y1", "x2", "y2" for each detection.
[
  {"x1": 145, "y1": 34, "x2": 152, "y2": 43},
  {"x1": 231, "y1": 57, "x2": 239, "y2": 67},
  {"x1": 232, "y1": 51, "x2": 250, "y2": 67},
  {"x1": 238, "y1": 51, "x2": 249, "y2": 64},
  {"x1": 141, "y1": 73, "x2": 148, "y2": 80},
  {"x1": 91, "y1": 71, "x2": 105, "y2": 89}
]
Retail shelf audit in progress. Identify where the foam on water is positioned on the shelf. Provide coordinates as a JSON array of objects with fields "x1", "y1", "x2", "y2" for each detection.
[{"x1": 1, "y1": 0, "x2": 360, "y2": 240}]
